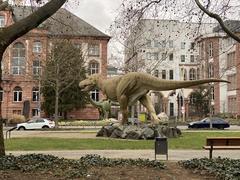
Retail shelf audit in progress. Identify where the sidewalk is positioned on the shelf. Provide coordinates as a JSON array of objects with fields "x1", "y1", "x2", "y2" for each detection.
[{"x1": 6, "y1": 149, "x2": 240, "y2": 161}]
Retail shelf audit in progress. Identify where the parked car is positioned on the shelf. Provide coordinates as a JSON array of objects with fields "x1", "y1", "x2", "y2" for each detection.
[
  {"x1": 17, "y1": 118, "x2": 55, "y2": 130},
  {"x1": 188, "y1": 117, "x2": 230, "y2": 129}
]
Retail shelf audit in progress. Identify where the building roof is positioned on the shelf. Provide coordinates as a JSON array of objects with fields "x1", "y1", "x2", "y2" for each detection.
[
  {"x1": 12, "y1": 6, "x2": 110, "y2": 38},
  {"x1": 213, "y1": 20, "x2": 240, "y2": 33}
]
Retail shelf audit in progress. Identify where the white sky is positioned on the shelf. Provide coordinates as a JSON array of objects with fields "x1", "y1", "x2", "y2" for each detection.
[{"x1": 67, "y1": 0, "x2": 122, "y2": 35}]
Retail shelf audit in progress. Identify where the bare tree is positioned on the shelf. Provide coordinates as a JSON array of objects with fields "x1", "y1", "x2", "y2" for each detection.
[
  {"x1": 41, "y1": 40, "x2": 85, "y2": 128},
  {"x1": 0, "y1": 0, "x2": 67, "y2": 156}
]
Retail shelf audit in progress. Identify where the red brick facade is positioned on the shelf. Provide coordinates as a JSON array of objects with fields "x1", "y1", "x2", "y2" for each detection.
[{"x1": 0, "y1": 8, "x2": 110, "y2": 120}]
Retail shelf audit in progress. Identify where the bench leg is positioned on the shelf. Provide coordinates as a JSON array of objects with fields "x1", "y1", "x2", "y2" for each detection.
[{"x1": 209, "y1": 149, "x2": 213, "y2": 159}]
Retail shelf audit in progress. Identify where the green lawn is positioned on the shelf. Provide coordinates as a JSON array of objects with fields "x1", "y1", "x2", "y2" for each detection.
[{"x1": 5, "y1": 131, "x2": 240, "y2": 151}]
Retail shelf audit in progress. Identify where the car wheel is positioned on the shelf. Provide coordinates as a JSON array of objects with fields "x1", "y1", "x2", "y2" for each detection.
[
  {"x1": 42, "y1": 126, "x2": 49, "y2": 129},
  {"x1": 18, "y1": 126, "x2": 25, "y2": 131}
]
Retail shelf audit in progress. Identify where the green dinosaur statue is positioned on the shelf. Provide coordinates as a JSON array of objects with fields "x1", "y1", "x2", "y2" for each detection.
[
  {"x1": 88, "y1": 97, "x2": 112, "y2": 119},
  {"x1": 79, "y1": 72, "x2": 229, "y2": 124}
]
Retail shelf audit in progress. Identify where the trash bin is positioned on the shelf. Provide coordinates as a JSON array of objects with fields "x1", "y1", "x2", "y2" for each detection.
[{"x1": 155, "y1": 137, "x2": 168, "y2": 160}]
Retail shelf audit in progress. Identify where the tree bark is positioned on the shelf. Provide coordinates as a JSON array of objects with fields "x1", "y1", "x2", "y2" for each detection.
[{"x1": 54, "y1": 84, "x2": 59, "y2": 128}]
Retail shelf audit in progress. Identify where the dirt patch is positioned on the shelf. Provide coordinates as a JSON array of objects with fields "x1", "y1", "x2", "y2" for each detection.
[{"x1": 0, "y1": 162, "x2": 216, "y2": 180}]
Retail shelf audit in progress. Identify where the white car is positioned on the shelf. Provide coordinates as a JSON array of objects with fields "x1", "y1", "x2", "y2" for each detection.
[{"x1": 17, "y1": 118, "x2": 55, "y2": 130}]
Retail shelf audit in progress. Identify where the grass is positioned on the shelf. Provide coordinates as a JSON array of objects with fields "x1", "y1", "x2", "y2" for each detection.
[{"x1": 5, "y1": 131, "x2": 240, "y2": 151}]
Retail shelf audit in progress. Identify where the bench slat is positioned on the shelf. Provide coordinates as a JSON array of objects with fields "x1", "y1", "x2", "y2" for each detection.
[{"x1": 203, "y1": 146, "x2": 240, "y2": 150}]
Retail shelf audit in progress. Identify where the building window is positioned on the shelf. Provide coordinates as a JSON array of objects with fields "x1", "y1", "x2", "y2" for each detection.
[
  {"x1": 162, "y1": 53, "x2": 167, "y2": 60},
  {"x1": 146, "y1": 40, "x2": 151, "y2": 48},
  {"x1": 0, "y1": 87, "x2": 3, "y2": 102},
  {"x1": 190, "y1": 42, "x2": 195, "y2": 49},
  {"x1": 208, "y1": 64, "x2": 214, "y2": 78},
  {"x1": 32, "y1": 87, "x2": 39, "y2": 102},
  {"x1": 169, "y1": 102, "x2": 174, "y2": 116},
  {"x1": 227, "y1": 74, "x2": 237, "y2": 91},
  {"x1": 208, "y1": 42, "x2": 213, "y2": 57},
  {"x1": 181, "y1": 55, "x2": 185, "y2": 62},
  {"x1": 169, "y1": 70, "x2": 174, "y2": 80},
  {"x1": 33, "y1": 41, "x2": 42, "y2": 53},
  {"x1": 162, "y1": 70, "x2": 166, "y2": 79},
  {"x1": 32, "y1": 108, "x2": 39, "y2": 117},
  {"x1": 12, "y1": 42, "x2": 26, "y2": 75},
  {"x1": 154, "y1": 69, "x2": 159, "y2": 77},
  {"x1": 13, "y1": 110, "x2": 21, "y2": 115},
  {"x1": 154, "y1": 40, "x2": 160, "y2": 47},
  {"x1": 228, "y1": 96, "x2": 237, "y2": 114},
  {"x1": 88, "y1": 43, "x2": 100, "y2": 56},
  {"x1": 189, "y1": 68, "x2": 196, "y2": 80},
  {"x1": 169, "y1": 40, "x2": 173, "y2": 48},
  {"x1": 161, "y1": 40, "x2": 166, "y2": 48},
  {"x1": 152, "y1": 52, "x2": 158, "y2": 60},
  {"x1": 190, "y1": 55, "x2": 194, "y2": 62},
  {"x1": 90, "y1": 89, "x2": 99, "y2": 101},
  {"x1": 169, "y1": 53, "x2": 173, "y2": 61},
  {"x1": 227, "y1": 52, "x2": 235, "y2": 68},
  {"x1": 33, "y1": 59, "x2": 41, "y2": 75},
  {"x1": 181, "y1": 42, "x2": 186, "y2": 49},
  {"x1": 13, "y1": 86, "x2": 22, "y2": 102},
  {"x1": 89, "y1": 61, "x2": 99, "y2": 75},
  {"x1": 0, "y1": 15, "x2": 5, "y2": 27}
]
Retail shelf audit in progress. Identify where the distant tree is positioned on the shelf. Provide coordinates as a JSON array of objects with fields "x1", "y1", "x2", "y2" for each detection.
[
  {"x1": 0, "y1": 0, "x2": 67, "y2": 156},
  {"x1": 42, "y1": 79, "x2": 88, "y2": 119},
  {"x1": 41, "y1": 40, "x2": 86, "y2": 127},
  {"x1": 189, "y1": 86, "x2": 210, "y2": 117}
]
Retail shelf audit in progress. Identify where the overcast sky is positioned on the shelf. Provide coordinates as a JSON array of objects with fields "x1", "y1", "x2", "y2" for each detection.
[{"x1": 67, "y1": 0, "x2": 122, "y2": 35}]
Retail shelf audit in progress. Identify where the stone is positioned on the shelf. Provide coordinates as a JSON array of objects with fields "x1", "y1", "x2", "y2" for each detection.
[
  {"x1": 142, "y1": 127, "x2": 154, "y2": 139},
  {"x1": 110, "y1": 128, "x2": 123, "y2": 138}
]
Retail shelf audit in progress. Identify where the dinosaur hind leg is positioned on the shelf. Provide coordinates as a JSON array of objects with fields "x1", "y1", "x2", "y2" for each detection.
[
  {"x1": 119, "y1": 94, "x2": 129, "y2": 125},
  {"x1": 139, "y1": 94, "x2": 160, "y2": 124}
]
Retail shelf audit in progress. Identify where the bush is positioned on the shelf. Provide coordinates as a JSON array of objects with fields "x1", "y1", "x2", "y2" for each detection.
[
  {"x1": 0, "y1": 154, "x2": 165, "y2": 179},
  {"x1": 179, "y1": 157, "x2": 240, "y2": 180},
  {"x1": 8, "y1": 114, "x2": 26, "y2": 124},
  {"x1": 59, "y1": 119, "x2": 115, "y2": 126}
]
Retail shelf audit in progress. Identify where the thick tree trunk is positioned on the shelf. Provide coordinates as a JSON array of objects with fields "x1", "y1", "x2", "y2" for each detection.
[{"x1": 0, "y1": 57, "x2": 5, "y2": 156}]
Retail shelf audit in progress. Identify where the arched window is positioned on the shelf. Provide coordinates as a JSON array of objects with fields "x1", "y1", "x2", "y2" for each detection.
[
  {"x1": 33, "y1": 59, "x2": 41, "y2": 75},
  {"x1": 13, "y1": 86, "x2": 22, "y2": 102},
  {"x1": 32, "y1": 87, "x2": 39, "y2": 102},
  {"x1": 197, "y1": 68, "x2": 200, "y2": 80},
  {"x1": 12, "y1": 42, "x2": 25, "y2": 75},
  {"x1": 180, "y1": 68, "x2": 187, "y2": 80},
  {"x1": 33, "y1": 41, "x2": 42, "y2": 53},
  {"x1": 189, "y1": 68, "x2": 196, "y2": 80},
  {"x1": 89, "y1": 61, "x2": 99, "y2": 75},
  {"x1": 0, "y1": 87, "x2": 3, "y2": 102}
]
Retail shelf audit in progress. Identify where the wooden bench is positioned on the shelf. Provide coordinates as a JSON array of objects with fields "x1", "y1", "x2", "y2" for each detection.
[{"x1": 203, "y1": 137, "x2": 240, "y2": 159}]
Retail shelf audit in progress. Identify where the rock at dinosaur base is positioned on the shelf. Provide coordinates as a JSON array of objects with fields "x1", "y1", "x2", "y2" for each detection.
[{"x1": 96, "y1": 123, "x2": 181, "y2": 139}]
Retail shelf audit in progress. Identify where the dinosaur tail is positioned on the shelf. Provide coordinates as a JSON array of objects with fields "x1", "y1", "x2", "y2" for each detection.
[{"x1": 143, "y1": 77, "x2": 229, "y2": 91}]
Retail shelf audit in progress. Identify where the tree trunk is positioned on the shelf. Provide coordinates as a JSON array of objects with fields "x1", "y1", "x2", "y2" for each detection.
[
  {"x1": 54, "y1": 86, "x2": 59, "y2": 128},
  {"x1": 0, "y1": 57, "x2": 5, "y2": 156}
]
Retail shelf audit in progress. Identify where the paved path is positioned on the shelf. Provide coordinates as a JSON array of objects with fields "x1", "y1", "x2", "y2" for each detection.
[{"x1": 6, "y1": 149, "x2": 240, "y2": 161}]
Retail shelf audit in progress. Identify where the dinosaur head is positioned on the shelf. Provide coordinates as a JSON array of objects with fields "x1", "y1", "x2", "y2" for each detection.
[{"x1": 79, "y1": 74, "x2": 100, "y2": 92}]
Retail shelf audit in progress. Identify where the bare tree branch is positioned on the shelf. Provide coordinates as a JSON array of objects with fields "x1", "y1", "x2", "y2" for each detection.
[{"x1": 195, "y1": 0, "x2": 240, "y2": 43}]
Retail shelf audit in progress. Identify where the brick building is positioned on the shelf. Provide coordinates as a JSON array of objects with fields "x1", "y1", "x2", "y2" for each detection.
[
  {"x1": 196, "y1": 20, "x2": 240, "y2": 117},
  {"x1": 0, "y1": 6, "x2": 110, "y2": 120}
]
